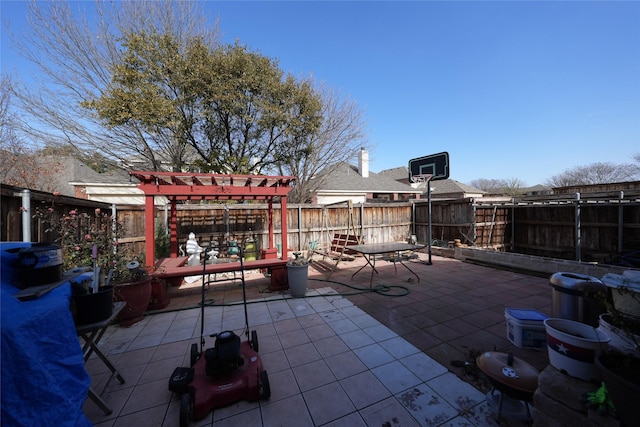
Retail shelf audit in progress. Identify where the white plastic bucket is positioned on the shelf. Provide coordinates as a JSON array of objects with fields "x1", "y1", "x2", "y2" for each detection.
[
  {"x1": 287, "y1": 264, "x2": 308, "y2": 298},
  {"x1": 544, "y1": 318, "x2": 610, "y2": 382}
]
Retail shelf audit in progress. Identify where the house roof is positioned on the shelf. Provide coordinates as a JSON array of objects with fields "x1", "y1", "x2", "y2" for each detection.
[
  {"x1": 377, "y1": 166, "x2": 485, "y2": 197},
  {"x1": 428, "y1": 179, "x2": 485, "y2": 196},
  {"x1": 2, "y1": 156, "x2": 132, "y2": 197},
  {"x1": 377, "y1": 166, "x2": 410, "y2": 182},
  {"x1": 312, "y1": 163, "x2": 421, "y2": 194}
]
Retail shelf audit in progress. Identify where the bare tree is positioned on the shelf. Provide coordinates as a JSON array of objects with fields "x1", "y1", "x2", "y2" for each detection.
[
  {"x1": 276, "y1": 83, "x2": 370, "y2": 203},
  {"x1": 545, "y1": 161, "x2": 639, "y2": 187},
  {"x1": 0, "y1": 74, "x2": 25, "y2": 183},
  {"x1": 7, "y1": 0, "x2": 218, "y2": 170}
]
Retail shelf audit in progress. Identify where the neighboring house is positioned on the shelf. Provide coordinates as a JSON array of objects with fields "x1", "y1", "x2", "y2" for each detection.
[
  {"x1": 309, "y1": 149, "x2": 423, "y2": 205},
  {"x1": 11, "y1": 156, "x2": 147, "y2": 206},
  {"x1": 378, "y1": 166, "x2": 486, "y2": 200},
  {"x1": 522, "y1": 184, "x2": 553, "y2": 196}
]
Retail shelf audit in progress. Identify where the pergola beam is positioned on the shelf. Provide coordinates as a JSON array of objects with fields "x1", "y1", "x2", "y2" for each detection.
[{"x1": 130, "y1": 171, "x2": 294, "y2": 268}]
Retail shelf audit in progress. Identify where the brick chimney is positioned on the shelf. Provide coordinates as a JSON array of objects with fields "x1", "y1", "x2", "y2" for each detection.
[{"x1": 358, "y1": 147, "x2": 369, "y2": 178}]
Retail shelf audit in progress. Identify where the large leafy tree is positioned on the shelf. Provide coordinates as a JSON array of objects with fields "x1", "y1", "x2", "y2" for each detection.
[{"x1": 84, "y1": 33, "x2": 323, "y2": 174}]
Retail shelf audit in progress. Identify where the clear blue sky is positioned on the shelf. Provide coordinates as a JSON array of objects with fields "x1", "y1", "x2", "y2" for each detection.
[{"x1": 2, "y1": 1, "x2": 639, "y2": 186}]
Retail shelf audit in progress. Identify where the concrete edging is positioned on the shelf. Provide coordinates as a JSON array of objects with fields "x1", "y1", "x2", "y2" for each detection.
[{"x1": 452, "y1": 247, "x2": 634, "y2": 278}]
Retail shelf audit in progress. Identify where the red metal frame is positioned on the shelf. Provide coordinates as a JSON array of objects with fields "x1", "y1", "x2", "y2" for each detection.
[{"x1": 129, "y1": 171, "x2": 294, "y2": 267}]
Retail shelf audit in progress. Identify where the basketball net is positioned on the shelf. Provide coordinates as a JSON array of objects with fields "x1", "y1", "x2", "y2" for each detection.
[{"x1": 410, "y1": 174, "x2": 432, "y2": 184}]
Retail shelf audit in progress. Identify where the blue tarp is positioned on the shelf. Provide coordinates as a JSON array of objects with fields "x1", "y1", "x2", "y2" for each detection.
[{"x1": 1, "y1": 277, "x2": 92, "y2": 427}]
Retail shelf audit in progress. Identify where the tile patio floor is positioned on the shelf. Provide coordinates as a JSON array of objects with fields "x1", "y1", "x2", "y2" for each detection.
[{"x1": 82, "y1": 252, "x2": 552, "y2": 426}]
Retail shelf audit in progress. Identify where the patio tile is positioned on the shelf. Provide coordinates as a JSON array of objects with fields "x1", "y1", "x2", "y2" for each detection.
[
  {"x1": 212, "y1": 399, "x2": 260, "y2": 423},
  {"x1": 127, "y1": 332, "x2": 165, "y2": 351},
  {"x1": 303, "y1": 381, "x2": 356, "y2": 425},
  {"x1": 81, "y1": 253, "x2": 553, "y2": 427},
  {"x1": 358, "y1": 396, "x2": 421, "y2": 427},
  {"x1": 363, "y1": 322, "x2": 398, "y2": 341},
  {"x1": 371, "y1": 360, "x2": 422, "y2": 395},
  {"x1": 339, "y1": 370, "x2": 391, "y2": 409},
  {"x1": 399, "y1": 352, "x2": 448, "y2": 382},
  {"x1": 327, "y1": 317, "x2": 360, "y2": 334},
  {"x1": 264, "y1": 368, "x2": 301, "y2": 403},
  {"x1": 111, "y1": 404, "x2": 167, "y2": 427},
  {"x1": 379, "y1": 335, "x2": 420, "y2": 359},
  {"x1": 325, "y1": 350, "x2": 368, "y2": 380},
  {"x1": 292, "y1": 359, "x2": 335, "y2": 392},
  {"x1": 353, "y1": 343, "x2": 395, "y2": 369},
  {"x1": 427, "y1": 372, "x2": 486, "y2": 410},
  {"x1": 396, "y1": 383, "x2": 459, "y2": 427},
  {"x1": 285, "y1": 342, "x2": 322, "y2": 367},
  {"x1": 296, "y1": 313, "x2": 325, "y2": 328},
  {"x1": 304, "y1": 322, "x2": 336, "y2": 341},
  {"x1": 339, "y1": 329, "x2": 375, "y2": 349},
  {"x1": 138, "y1": 355, "x2": 183, "y2": 385},
  {"x1": 260, "y1": 349, "x2": 290, "y2": 374},
  {"x1": 212, "y1": 406, "x2": 262, "y2": 426},
  {"x1": 312, "y1": 334, "x2": 350, "y2": 358},
  {"x1": 321, "y1": 411, "x2": 367, "y2": 427},
  {"x1": 260, "y1": 394, "x2": 313, "y2": 427},
  {"x1": 278, "y1": 328, "x2": 310, "y2": 349},
  {"x1": 120, "y1": 378, "x2": 172, "y2": 415},
  {"x1": 273, "y1": 317, "x2": 302, "y2": 333}
]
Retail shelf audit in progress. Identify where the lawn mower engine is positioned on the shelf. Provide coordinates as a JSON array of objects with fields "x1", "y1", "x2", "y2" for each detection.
[{"x1": 205, "y1": 331, "x2": 243, "y2": 377}]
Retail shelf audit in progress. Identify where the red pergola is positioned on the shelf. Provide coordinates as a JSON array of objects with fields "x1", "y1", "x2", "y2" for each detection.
[{"x1": 129, "y1": 171, "x2": 295, "y2": 268}]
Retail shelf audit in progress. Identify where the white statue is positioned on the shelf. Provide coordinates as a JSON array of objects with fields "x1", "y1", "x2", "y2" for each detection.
[{"x1": 186, "y1": 232, "x2": 203, "y2": 266}]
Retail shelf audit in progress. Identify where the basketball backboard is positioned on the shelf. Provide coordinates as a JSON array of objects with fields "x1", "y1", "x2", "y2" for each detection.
[{"x1": 408, "y1": 152, "x2": 450, "y2": 182}]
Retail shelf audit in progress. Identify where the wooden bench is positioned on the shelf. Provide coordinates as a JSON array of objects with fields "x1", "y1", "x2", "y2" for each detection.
[{"x1": 154, "y1": 257, "x2": 289, "y2": 291}]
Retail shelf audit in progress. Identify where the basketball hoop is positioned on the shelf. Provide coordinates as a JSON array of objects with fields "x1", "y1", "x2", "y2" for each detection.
[{"x1": 410, "y1": 174, "x2": 432, "y2": 184}]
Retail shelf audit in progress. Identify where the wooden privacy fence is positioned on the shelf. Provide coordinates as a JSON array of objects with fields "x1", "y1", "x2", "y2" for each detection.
[
  {"x1": 412, "y1": 192, "x2": 640, "y2": 265},
  {"x1": 134, "y1": 203, "x2": 414, "y2": 258},
  {"x1": 3, "y1": 182, "x2": 638, "y2": 267}
]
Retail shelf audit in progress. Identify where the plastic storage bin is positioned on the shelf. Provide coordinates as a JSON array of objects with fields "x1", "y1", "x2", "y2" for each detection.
[{"x1": 505, "y1": 308, "x2": 548, "y2": 349}]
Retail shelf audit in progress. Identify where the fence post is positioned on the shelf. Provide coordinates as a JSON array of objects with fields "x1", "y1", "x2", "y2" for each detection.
[
  {"x1": 20, "y1": 189, "x2": 31, "y2": 242},
  {"x1": 575, "y1": 192, "x2": 581, "y2": 262}
]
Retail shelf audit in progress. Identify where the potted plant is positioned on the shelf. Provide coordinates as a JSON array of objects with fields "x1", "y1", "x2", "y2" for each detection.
[
  {"x1": 287, "y1": 252, "x2": 309, "y2": 298},
  {"x1": 40, "y1": 205, "x2": 153, "y2": 326},
  {"x1": 595, "y1": 270, "x2": 640, "y2": 425},
  {"x1": 110, "y1": 258, "x2": 153, "y2": 326}
]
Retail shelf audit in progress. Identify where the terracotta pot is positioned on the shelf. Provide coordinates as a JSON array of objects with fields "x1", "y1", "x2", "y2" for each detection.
[
  {"x1": 113, "y1": 278, "x2": 152, "y2": 327},
  {"x1": 148, "y1": 278, "x2": 170, "y2": 310}
]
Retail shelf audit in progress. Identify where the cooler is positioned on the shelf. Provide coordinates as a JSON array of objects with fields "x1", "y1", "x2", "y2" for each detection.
[{"x1": 505, "y1": 308, "x2": 548, "y2": 349}]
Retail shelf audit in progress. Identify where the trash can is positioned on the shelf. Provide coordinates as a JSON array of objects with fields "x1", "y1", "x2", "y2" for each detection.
[{"x1": 549, "y1": 272, "x2": 607, "y2": 327}]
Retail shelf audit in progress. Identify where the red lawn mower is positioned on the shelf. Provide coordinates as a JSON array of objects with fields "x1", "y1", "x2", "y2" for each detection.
[{"x1": 169, "y1": 247, "x2": 270, "y2": 426}]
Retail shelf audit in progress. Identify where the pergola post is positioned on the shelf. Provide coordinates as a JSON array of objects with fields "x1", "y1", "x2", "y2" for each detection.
[
  {"x1": 144, "y1": 194, "x2": 156, "y2": 265},
  {"x1": 280, "y1": 196, "x2": 288, "y2": 258},
  {"x1": 169, "y1": 199, "x2": 178, "y2": 257}
]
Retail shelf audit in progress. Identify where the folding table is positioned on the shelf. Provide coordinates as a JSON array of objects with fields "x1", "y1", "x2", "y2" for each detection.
[{"x1": 76, "y1": 301, "x2": 126, "y2": 415}]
